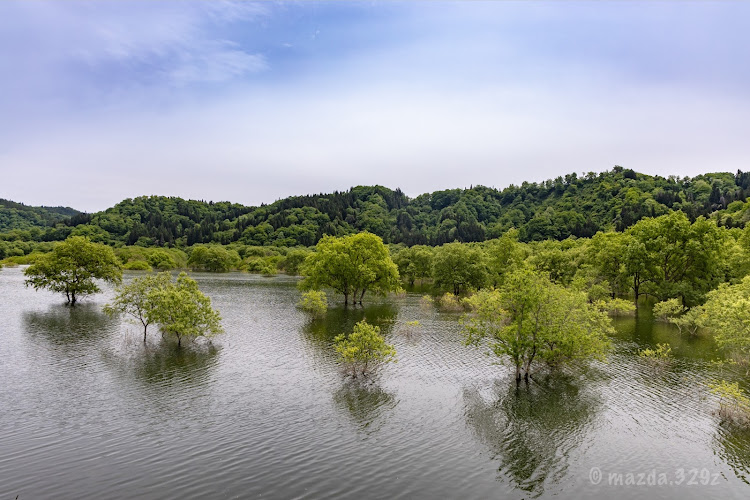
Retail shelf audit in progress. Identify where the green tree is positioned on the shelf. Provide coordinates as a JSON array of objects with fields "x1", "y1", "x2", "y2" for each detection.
[
  {"x1": 300, "y1": 232, "x2": 400, "y2": 305},
  {"x1": 187, "y1": 245, "x2": 240, "y2": 272},
  {"x1": 393, "y1": 245, "x2": 434, "y2": 286},
  {"x1": 297, "y1": 290, "x2": 328, "y2": 317},
  {"x1": 626, "y1": 212, "x2": 725, "y2": 306},
  {"x1": 432, "y1": 242, "x2": 488, "y2": 295},
  {"x1": 149, "y1": 273, "x2": 224, "y2": 347},
  {"x1": 464, "y1": 269, "x2": 612, "y2": 383},
  {"x1": 24, "y1": 236, "x2": 122, "y2": 305},
  {"x1": 333, "y1": 320, "x2": 397, "y2": 377},
  {"x1": 484, "y1": 229, "x2": 525, "y2": 287},
  {"x1": 701, "y1": 276, "x2": 750, "y2": 363},
  {"x1": 103, "y1": 272, "x2": 172, "y2": 342}
]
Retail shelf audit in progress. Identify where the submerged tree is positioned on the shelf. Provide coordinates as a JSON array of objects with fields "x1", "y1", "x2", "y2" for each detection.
[
  {"x1": 299, "y1": 232, "x2": 400, "y2": 305},
  {"x1": 297, "y1": 290, "x2": 328, "y2": 317},
  {"x1": 334, "y1": 320, "x2": 396, "y2": 377},
  {"x1": 464, "y1": 269, "x2": 612, "y2": 383},
  {"x1": 432, "y1": 242, "x2": 488, "y2": 295},
  {"x1": 701, "y1": 276, "x2": 750, "y2": 363},
  {"x1": 103, "y1": 272, "x2": 172, "y2": 342},
  {"x1": 150, "y1": 273, "x2": 224, "y2": 347},
  {"x1": 24, "y1": 236, "x2": 122, "y2": 305}
]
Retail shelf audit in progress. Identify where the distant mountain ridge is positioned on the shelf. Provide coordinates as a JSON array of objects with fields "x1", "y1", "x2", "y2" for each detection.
[
  {"x1": 0, "y1": 199, "x2": 81, "y2": 233},
  {"x1": 3, "y1": 166, "x2": 750, "y2": 246}
]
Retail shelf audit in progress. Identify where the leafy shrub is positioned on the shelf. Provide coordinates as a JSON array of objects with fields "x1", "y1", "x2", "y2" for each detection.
[{"x1": 297, "y1": 290, "x2": 327, "y2": 317}]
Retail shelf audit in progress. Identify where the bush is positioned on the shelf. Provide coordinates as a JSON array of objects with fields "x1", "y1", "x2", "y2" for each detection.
[
  {"x1": 639, "y1": 343, "x2": 673, "y2": 367},
  {"x1": 297, "y1": 290, "x2": 327, "y2": 317},
  {"x1": 709, "y1": 380, "x2": 750, "y2": 426},
  {"x1": 437, "y1": 292, "x2": 467, "y2": 312},
  {"x1": 334, "y1": 320, "x2": 396, "y2": 377},
  {"x1": 124, "y1": 260, "x2": 152, "y2": 271}
]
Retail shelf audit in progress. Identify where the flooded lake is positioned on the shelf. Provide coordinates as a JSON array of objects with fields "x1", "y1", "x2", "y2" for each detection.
[{"x1": 1, "y1": 267, "x2": 749, "y2": 499}]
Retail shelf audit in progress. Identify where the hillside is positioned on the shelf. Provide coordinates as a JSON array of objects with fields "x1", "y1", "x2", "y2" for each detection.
[
  {"x1": 0, "y1": 199, "x2": 80, "y2": 233},
  {"x1": 3, "y1": 166, "x2": 750, "y2": 248}
]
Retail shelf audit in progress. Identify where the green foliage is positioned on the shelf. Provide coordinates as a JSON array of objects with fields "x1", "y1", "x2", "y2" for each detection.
[
  {"x1": 278, "y1": 248, "x2": 311, "y2": 275},
  {"x1": 124, "y1": 260, "x2": 152, "y2": 271},
  {"x1": 638, "y1": 343, "x2": 673, "y2": 366},
  {"x1": 244, "y1": 256, "x2": 278, "y2": 276},
  {"x1": 437, "y1": 292, "x2": 467, "y2": 312},
  {"x1": 463, "y1": 269, "x2": 612, "y2": 382},
  {"x1": 8, "y1": 167, "x2": 750, "y2": 248},
  {"x1": 187, "y1": 245, "x2": 240, "y2": 272},
  {"x1": 299, "y1": 232, "x2": 400, "y2": 305},
  {"x1": 148, "y1": 272, "x2": 224, "y2": 347},
  {"x1": 297, "y1": 290, "x2": 328, "y2": 317},
  {"x1": 103, "y1": 272, "x2": 172, "y2": 342},
  {"x1": 333, "y1": 320, "x2": 396, "y2": 377},
  {"x1": 24, "y1": 236, "x2": 122, "y2": 305},
  {"x1": 393, "y1": 244, "x2": 434, "y2": 285},
  {"x1": 653, "y1": 298, "x2": 685, "y2": 321},
  {"x1": 0, "y1": 198, "x2": 79, "y2": 232},
  {"x1": 709, "y1": 380, "x2": 750, "y2": 426},
  {"x1": 626, "y1": 212, "x2": 725, "y2": 306},
  {"x1": 701, "y1": 276, "x2": 750, "y2": 362},
  {"x1": 432, "y1": 242, "x2": 488, "y2": 295},
  {"x1": 594, "y1": 298, "x2": 636, "y2": 316}
]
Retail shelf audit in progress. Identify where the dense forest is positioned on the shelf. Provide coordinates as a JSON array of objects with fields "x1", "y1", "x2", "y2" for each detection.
[
  {"x1": 0, "y1": 199, "x2": 79, "y2": 233},
  {"x1": 3, "y1": 167, "x2": 750, "y2": 253}
]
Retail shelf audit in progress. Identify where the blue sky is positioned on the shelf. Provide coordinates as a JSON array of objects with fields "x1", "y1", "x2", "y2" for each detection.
[{"x1": 1, "y1": 1, "x2": 749, "y2": 212}]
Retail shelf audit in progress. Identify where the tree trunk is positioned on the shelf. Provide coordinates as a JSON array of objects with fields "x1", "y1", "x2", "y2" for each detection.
[
  {"x1": 359, "y1": 289, "x2": 366, "y2": 304},
  {"x1": 70, "y1": 291, "x2": 77, "y2": 306},
  {"x1": 143, "y1": 324, "x2": 148, "y2": 343},
  {"x1": 344, "y1": 292, "x2": 349, "y2": 306}
]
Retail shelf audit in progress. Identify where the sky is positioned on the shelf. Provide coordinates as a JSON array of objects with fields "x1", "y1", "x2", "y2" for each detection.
[{"x1": 1, "y1": 1, "x2": 749, "y2": 212}]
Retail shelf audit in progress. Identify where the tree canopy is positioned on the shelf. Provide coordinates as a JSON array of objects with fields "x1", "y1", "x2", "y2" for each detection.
[
  {"x1": 24, "y1": 236, "x2": 122, "y2": 305},
  {"x1": 464, "y1": 269, "x2": 612, "y2": 382},
  {"x1": 6, "y1": 167, "x2": 750, "y2": 249},
  {"x1": 299, "y1": 232, "x2": 400, "y2": 305}
]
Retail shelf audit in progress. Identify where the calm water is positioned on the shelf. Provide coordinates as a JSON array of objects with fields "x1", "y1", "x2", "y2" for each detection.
[{"x1": 1, "y1": 267, "x2": 749, "y2": 499}]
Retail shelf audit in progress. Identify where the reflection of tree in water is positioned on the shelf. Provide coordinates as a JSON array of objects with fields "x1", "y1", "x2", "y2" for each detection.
[
  {"x1": 303, "y1": 302, "x2": 399, "y2": 345},
  {"x1": 333, "y1": 381, "x2": 397, "y2": 434},
  {"x1": 22, "y1": 304, "x2": 116, "y2": 346},
  {"x1": 714, "y1": 425, "x2": 750, "y2": 484},
  {"x1": 132, "y1": 342, "x2": 220, "y2": 385},
  {"x1": 463, "y1": 375, "x2": 601, "y2": 497}
]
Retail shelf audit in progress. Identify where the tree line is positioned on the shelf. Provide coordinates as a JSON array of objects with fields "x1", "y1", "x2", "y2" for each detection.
[{"x1": 5, "y1": 167, "x2": 750, "y2": 252}]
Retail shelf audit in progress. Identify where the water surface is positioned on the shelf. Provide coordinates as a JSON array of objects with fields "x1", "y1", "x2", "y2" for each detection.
[{"x1": 1, "y1": 267, "x2": 749, "y2": 499}]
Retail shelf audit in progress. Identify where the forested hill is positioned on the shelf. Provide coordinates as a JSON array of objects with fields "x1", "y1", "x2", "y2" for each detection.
[
  {"x1": 4, "y1": 166, "x2": 750, "y2": 247},
  {"x1": 0, "y1": 199, "x2": 80, "y2": 233}
]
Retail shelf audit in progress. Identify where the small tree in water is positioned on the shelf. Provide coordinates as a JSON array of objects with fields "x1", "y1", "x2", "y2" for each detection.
[
  {"x1": 297, "y1": 290, "x2": 328, "y2": 317},
  {"x1": 149, "y1": 273, "x2": 224, "y2": 347},
  {"x1": 103, "y1": 272, "x2": 172, "y2": 343},
  {"x1": 334, "y1": 320, "x2": 396, "y2": 377},
  {"x1": 464, "y1": 268, "x2": 612, "y2": 384},
  {"x1": 24, "y1": 236, "x2": 122, "y2": 305}
]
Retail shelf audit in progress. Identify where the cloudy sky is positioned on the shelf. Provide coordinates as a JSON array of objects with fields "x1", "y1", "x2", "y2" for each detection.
[{"x1": 1, "y1": 1, "x2": 749, "y2": 212}]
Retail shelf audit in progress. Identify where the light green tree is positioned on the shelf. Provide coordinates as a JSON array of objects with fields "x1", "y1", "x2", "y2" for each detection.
[
  {"x1": 187, "y1": 245, "x2": 240, "y2": 272},
  {"x1": 24, "y1": 236, "x2": 122, "y2": 305},
  {"x1": 626, "y1": 212, "x2": 725, "y2": 306},
  {"x1": 464, "y1": 269, "x2": 612, "y2": 383},
  {"x1": 103, "y1": 272, "x2": 172, "y2": 342},
  {"x1": 432, "y1": 242, "x2": 488, "y2": 295},
  {"x1": 149, "y1": 273, "x2": 224, "y2": 347},
  {"x1": 701, "y1": 276, "x2": 750, "y2": 363},
  {"x1": 297, "y1": 290, "x2": 328, "y2": 317},
  {"x1": 300, "y1": 232, "x2": 400, "y2": 305},
  {"x1": 393, "y1": 245, "x2": 434, "y2": 286},
  {"x1": 333, "y1": 320, "x2": 396, "y2": 377},
  {"x1": 484, "y1": 229, "x2": 525, "y2": 287}
]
